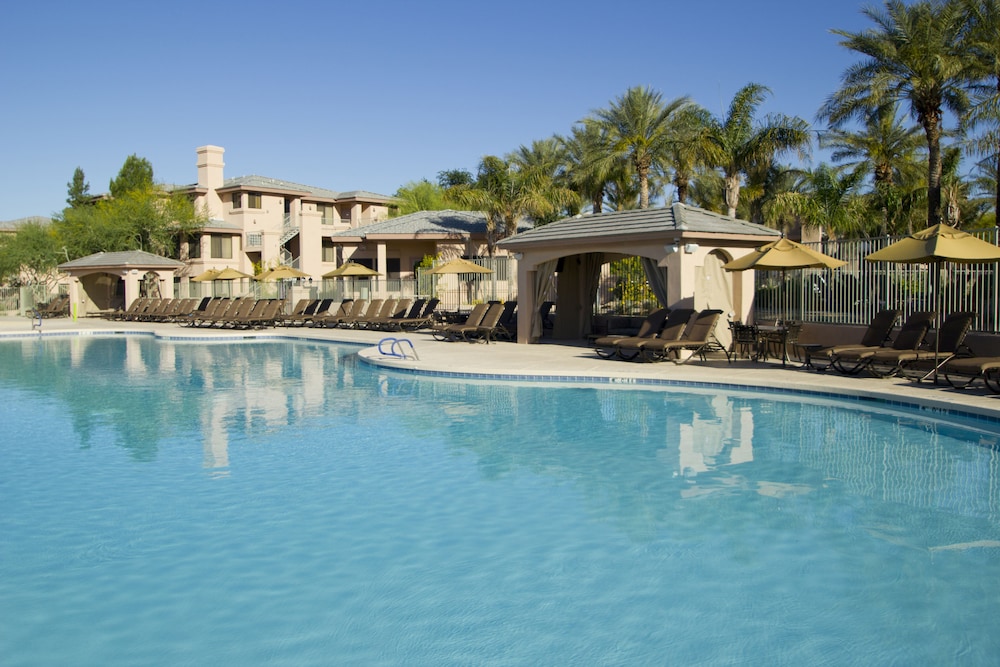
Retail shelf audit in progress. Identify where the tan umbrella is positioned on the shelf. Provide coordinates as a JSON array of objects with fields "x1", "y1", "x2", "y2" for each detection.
[
  {"x1": 214, "y1": 267, "x2": 253, "y2": 280},
  {"x1": 426, "y1": 257, "x2": 493, "y2": 275},
  {"x1": 725, "y1": 237, "x2": 846, "y2": 364},
  {"x1": 259, "y1": 265, "x2": 310, "y2": 280},
  {"x1": 322, "y1": 261, "x2": 381, "y2": 278},
  {"x1": 191, "y1": 268, "x2": 221, "y2": 282},
  {"x1": 866, "y1": 224, "x2": 1000, "y2": 379}
]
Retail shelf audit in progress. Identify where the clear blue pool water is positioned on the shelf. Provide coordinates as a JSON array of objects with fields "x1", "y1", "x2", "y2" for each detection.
[{"x1": 2, "y1": 336, "x2": 999, "y2": 666}]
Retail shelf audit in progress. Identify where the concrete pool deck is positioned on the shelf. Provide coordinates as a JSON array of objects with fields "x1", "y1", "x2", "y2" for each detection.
[{"x1": 3, "y1": 314, "x2": 999, "y2": 423}]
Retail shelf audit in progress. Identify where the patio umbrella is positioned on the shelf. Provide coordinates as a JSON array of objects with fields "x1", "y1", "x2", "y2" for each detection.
[
  {"x1": 865, "y1": 223, "x2": 1000, "y2": 379},
  {"x1": 191, "y1": 268, "x2": 221, "y2": 282},
  {"x1": 214, "y1": 267, "x2": 253, "y2": 280},
  {"x1": 427, "y1": 258, "x2": 493, "y2": 305},
  {"x1": 725, "y1": 237, "x2": 846, "y2": 363},
  {"x1": 425, "y1": 257, "x2": 493, "y2": 275},
  {"x1": 322, "y1": 261, "x2": 381, "y2": 278},
  {"x1": 259, "y1": 265, "x2": 310, "y2": 280}
]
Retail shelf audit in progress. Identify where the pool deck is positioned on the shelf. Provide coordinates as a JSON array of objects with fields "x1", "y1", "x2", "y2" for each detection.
[{"x1": 3, "y1": 314, "x2": 999, "y2": 423}]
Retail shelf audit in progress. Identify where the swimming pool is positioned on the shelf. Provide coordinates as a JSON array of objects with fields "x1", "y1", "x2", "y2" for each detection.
[{"x1": 2, "y1": 336, "x2": 999, "y2": 665}]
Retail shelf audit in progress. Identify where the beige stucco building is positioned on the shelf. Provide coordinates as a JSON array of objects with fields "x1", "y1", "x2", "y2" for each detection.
[{"x1": 175, "y1": 145, "x2": 395, "y2": 285}]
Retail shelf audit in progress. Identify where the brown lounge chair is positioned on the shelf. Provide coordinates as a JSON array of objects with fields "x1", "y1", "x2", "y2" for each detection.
[
  {"x1": 382, "y1": 298, "x2": 440, "y2": 331},
  {"x1": 830, "y1": 311, "x2": 936, "y2": 375},
  {"x1": 431, "y1": 303, "x2": 489, "y2": 341},
  {"x1": 447, "y1": 302, "x2": 507, "y2": 343},
  {"x1": 617, "y1": 309, "x2": 724, "y2": 363},
  {"x1": 942, "y1": 356, "x2": 1000, "y2": 393},
  {"x1": 367, "y1": 298, "x2": 421, "y2": 331},
  {"x1": 808, "y1": 309, "x2": 901, "y2": 372},
  {"x1": 864, "y1": 311, "x2": 976, "y2": 379},
  {"x1": 593, "y1": 308, "x2": 671, "y2": 359}
]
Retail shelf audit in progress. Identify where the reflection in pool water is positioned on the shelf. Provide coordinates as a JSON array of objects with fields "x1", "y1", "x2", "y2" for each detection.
[{"x1": 1, "y1": 336, "x2": 999, "y2": 665}]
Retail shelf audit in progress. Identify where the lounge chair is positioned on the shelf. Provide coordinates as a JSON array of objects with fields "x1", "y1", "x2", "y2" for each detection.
[
  {"x1": 611, "y1": 309, "x2": 699, "y2": 361},
  {"x1": 448, "y1": 302, "x2": 507, "y2": 343},
  {"x1": 830, "y1": 311, "x2": 936, "y2": 375},
  {"x1": 36, "y1": 294, "x2": 70, "y2": 318},
  {"x1": 490, "y1": 301, "x2": 518, "y2": 341},
  {"x1": 618, "y1": 309, "x2": 724, "y2": 363},
  {"x1": 941, "y1": 356, "x2": 1000, "y2": 393},
  {"x1": 431, "y1": 303, "x2": 489, "y2": 341},
  {"x1": 809, "y1": 309, "x2": 901, "y2": 372},
  {"x1": 337, "y1": 299, "x2": 383, "y2": 328},
  {"x1": 357, "y1": 299, "x2": 405, "y2": 329},
  {"x1": 383, "y1": 298, "x2": 440, "y2": 331},
  {"x1": 864, "y1": 311, "x2": 976, "y2": 379},
  {"x1": 366, "y1": 298, "x2": 417, "y2": 331},
  {"x1": 316, "y1": 298, "x2": 366, "y2": 328},
  {"x1": 593, "y1": 308, "x2": 671, "y2": 359}
]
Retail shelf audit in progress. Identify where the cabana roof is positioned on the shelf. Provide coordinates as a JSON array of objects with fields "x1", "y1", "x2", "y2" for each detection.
[
  {"x1": 58, "y1": 250, "x2": 185, "y2": 271},
  {"x1": 499, "y1": 202, "x2": 779, "y2": 250}
]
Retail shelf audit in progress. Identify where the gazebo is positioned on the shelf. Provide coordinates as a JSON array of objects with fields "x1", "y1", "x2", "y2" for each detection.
[
  {"x1": 498, "y1": 203, "x2": 782, "y2": 344},
  {"x1": 57, "y1": 250, "x2": 185, "y2": 317}
]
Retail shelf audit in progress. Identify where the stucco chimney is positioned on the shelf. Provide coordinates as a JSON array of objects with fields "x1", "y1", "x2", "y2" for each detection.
[
  {"x1": 196, "y1": 145, "x2": 225, "y2": 190},
  {"x1": 196, "y1": 145, "x2": 225, "y2": 219}
]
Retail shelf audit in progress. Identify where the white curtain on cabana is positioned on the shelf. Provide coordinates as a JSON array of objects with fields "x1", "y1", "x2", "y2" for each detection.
[
  {"x1": 695, "y1": 251, "x2": 733, "y2": 350},
  {"x1": 531, "y1": 259, "x2": 558, "y2": 342}
]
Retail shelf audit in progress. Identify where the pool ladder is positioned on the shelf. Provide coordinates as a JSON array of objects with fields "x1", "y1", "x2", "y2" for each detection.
[{"x1": 377, "y1": 337, "x2": 419, "y2": 360}]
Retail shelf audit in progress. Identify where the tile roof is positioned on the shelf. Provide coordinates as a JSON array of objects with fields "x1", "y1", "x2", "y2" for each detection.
[
  {"x1": 327, "y1": 209, "x2": 490, "y2": 238},
  {"x1": 58, "y1": 250, "x2": 185, "y2": 270},
  {"x1": 499, "y1": 203, "x2": 780, "y2": 248}
]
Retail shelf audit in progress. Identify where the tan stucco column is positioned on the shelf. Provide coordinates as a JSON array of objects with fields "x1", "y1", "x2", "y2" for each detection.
[{"x1": 516, "y1": 260, "x2": 535, "y2": 344}]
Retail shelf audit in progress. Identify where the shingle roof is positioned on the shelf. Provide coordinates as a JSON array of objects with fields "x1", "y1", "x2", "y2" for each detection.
[
  {"x1": 499, "y1": 203, "x2": 780, "y2": 248},
  {"x1": 58, "y1": 250, "x2": 185, "y2": 270},
  {"x1": 328, "y1": 210, "x2": 491, "y2": 238},
  {"x1": 220, "y1": 175, "x2": 341, "y2": 199}
]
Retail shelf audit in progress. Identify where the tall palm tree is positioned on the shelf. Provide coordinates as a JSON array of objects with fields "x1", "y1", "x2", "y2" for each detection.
[
  {"x1": 510, "y1": 138, "x2": 576, "y2": 224},
  {"x1": 960, "y1": 0, "x2": 1000, "y2": 219},
  {"x1": 663, "y1": 104, "x2": 714, "y2": 204},
  {"x1": 703, "y1": 82, "x2": 811, "y2": 218},
  {"x1": 764, "y1": 163, "x2": 868, "y2": 238},
  {"x1": 821, "y1": 104, "x2": 924, "y2": 234},
  {"x1": 459, "y1": 155, "x2": 573, "y2": 254},
  {"x1": 820, "y1": 0, "x2": 970, "y2": 228},
  {"x1": 559, "y1": 122, "x2": 616, "y2": 213},
  {"x1": 592, "y1": 86, "x2": 691, "y2": 209}
]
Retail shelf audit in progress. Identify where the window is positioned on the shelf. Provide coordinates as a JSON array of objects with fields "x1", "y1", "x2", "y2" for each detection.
[
  {"x1": 188, "y1": 236, "x2": 202, "y2": 259},
  {"x1": 247, "y1": 192, "x2": 262, "y2": 209},
  {"x1": 322, "y1": 239, "x2": 337, "y2": 262},
  {"x1": 210, "y1": 236, "x2": 233, "y2": 259},
  {"x1": 231, "y1": 193, "x2": 241, "y2": 209},
  {"x1": 246, "y1": 233, "x2": 262, "y2": 248},
  {"x1": 317, "y1": 203, "x2": 337, "y2": 224}
]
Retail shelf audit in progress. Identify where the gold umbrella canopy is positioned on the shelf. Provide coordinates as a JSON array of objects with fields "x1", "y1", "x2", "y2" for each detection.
[
  {"x1": 426, "y1": 257, "x2": 493, "y2": 275},
  {"x1": 864, "y1": 223, "x2": 1000, "y2": 265},
  {"x1": 322, "y1": 261, "x2": 382, "y2": 278},
  {"x1": 190, "y1": 268, "x2": 221, "y2": 282},
  {"x1": 214, "y1": 267, "x2": 254, "y2": 280},
  {"x1": 724, "y1": 237, "x2": 847, "y2": 272},
  {"x1": 259, "y1": 265, "x2": 310, "y2": 280}
]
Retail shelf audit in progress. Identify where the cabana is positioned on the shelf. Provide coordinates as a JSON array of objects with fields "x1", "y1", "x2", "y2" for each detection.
[
  {"x1": 57, "y1": 250, "x2": 185, "y2": 317},
  {"x1": 497, "y1": 203, "x2": 781, "y2": 344}
]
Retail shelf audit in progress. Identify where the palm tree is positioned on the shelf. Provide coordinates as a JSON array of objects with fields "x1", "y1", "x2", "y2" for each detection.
[
  {"x1": 821, "y1": 104, "x2": 924, "y2": 234},
  {"x1": 459, "y1": 155, "x2": 573, "y2": 254},
  {"x1": 559, "y1": 122, "x2": 616, "y2": 213},
  {"x1": 662, "y1": 104, "x2": 714, "y2": 204},
  {"x1": 592, "y1": 86, "x2": 691, "y2": 209},
  {"x1": 820, "y1": 0, "x2": 970, "y2": 228},
  {"x1": 960, "y1": 0, "x2": 1000, "y2": 219},
  {"x1": 703, "y1": 82, "x2": 811, "y2": 217},
  {"x1": 764, "y1": 163, "x2": 868, "y2": 238}
]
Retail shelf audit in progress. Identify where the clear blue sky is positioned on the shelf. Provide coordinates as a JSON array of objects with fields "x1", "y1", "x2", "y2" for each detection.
[{"x1": 0, "y1": 0, "x2": 877, "y2": 221}]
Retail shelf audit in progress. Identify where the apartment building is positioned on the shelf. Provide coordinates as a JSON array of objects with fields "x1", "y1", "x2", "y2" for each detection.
[{"x1": 176, "y1": 145, "x2": 395, "y2": 282}]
